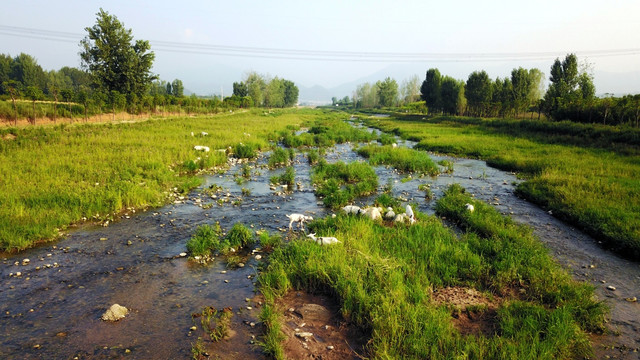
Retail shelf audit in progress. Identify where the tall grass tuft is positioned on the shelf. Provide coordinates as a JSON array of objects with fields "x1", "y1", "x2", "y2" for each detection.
[
  {"x1": 357, "y1": 145, "x2": 439, "y2": 175},
  {"x1": 311, "y1": 161, "x2": 378, "y2": 209},
  {"x1": 187, "y1": 223, "x2": 223, "y2": 257}
]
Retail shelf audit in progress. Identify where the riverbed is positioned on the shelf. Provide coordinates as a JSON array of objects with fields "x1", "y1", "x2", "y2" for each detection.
[{"x1": 1, "y1": 125, "x2": 638, "y2": 359}]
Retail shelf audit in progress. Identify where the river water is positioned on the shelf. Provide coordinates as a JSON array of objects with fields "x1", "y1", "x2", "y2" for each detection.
[{"x1": 1, "y1": 125, "x2": 638, "y2": 359}]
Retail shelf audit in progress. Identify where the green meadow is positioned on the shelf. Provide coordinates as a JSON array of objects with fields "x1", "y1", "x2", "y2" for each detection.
[
  {"x1": 0, "y1": 109, "x2": 312, "y2": 251},
  {"x1": 363, "y1": 114, "x2": 640, "y2": 260},
  {"x1": 258, "y1": 186, "x2": 606, "y2": 359}
]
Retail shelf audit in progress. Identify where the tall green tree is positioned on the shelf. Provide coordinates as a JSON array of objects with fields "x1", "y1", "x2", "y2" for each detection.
[
  {"x1": 543, "y1": 54, "x2": 595, "y2": 120},
  {"x1": 376, "y1": 77, "x2": 399, "y2": 107},
  {"x1": 233, "y1": 81, "x2": 248, "y2": 97},
  {"x1": 171, "y1": 79, "x2": 184, "y2": 97},
  {"x1": 420, "y1": 68, "x2": 442, "y2": 114},
  {"x1": 244, "y1": 72, "x2": 266, "y2": 107},
  {"x1": 440, "y1": 76, "x2": 465, "y2": 115},
  {"x1": 80, "y1": 8, "x2": 156, "y2": 99},
  {"x1": 399, "y1": 75, "x2": 421, "y2": 105},
  {"x1": 283, "y1": 80, "x2": 299, "y2": 107},
  {"x1": 466, "y1": 71, "x2": 493, "y2": 116}
]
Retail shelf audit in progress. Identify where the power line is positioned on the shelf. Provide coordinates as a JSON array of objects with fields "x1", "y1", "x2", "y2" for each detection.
[{"x1": 1, "y1": 24, "x2": 639, "y2": 63}]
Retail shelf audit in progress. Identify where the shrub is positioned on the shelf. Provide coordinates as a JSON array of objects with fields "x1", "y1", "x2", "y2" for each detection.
[
  {"x1": 226, "y1": 222, "x2": 254, "y2": 249},
  {"x1": 234, "y1": 143, "x2": 257, "y2": 159},
  {"x1": 187, "y1": 223, "x2": 222, "y2": 256}
]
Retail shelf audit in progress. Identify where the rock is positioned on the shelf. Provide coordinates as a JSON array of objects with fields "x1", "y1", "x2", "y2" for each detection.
[
  {"x1": 101, "y1": 304, "x2": 129, "y2": 321},
  {"x1": 327, "y1": 345, "x2": 335, "y2": 350},
  {"x1": 190, "y1": 326, "x2": 197, "y2": 331},
  {"x1": 296, "y1": 304, "x2": 331, "y2": 321},
  {"x1": 606, "y1": 285, "x2": 616, "y2": 291},
  {"x1": 625, "y1": 297, "x2": 637, "y2": 302},
  {"x1": 179, "y1": 252, "x2": 187, "y2": 257},
  {"x1": 295, "y1": 332, "x2": 313, "y2": 339},
  {"x1": 255, "y1": 255, "x2": 262, "y2": 260}
]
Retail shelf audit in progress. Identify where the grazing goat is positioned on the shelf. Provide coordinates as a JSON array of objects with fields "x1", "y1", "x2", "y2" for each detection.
[
  {"x1": 286, "y1": 213, "x2": 313, "y2": 231},
  {"x1": 307, "y1": 233, "x2": 340, "y2": 245},
  {"x1": 194, "y1": 145, "x2": 210, "y2": 152},
  {"x1": 405, "y1": 204, "x2": 416, "y2": 224},
  {"x1": 465, "y1": 203, "x2": 475, "y2": 212},
  {"x1": 342, "y1": 205, "x2": 362, "y2": 215}
]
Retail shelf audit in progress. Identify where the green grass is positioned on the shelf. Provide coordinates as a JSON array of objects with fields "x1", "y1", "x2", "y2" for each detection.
[
  {"x1": 258, "y1": 186, "x2": 607, "y2": 359},
  {"x1": 357, "y1": 144, "x2": 440, "y2": 175},
  {"x1": 363, "y1": 115, "x2": 640, "y2": 260},
  {"x1": 278, "y1": 111, "x2": 377, "y2": 149},
  {"x1": 0, "y1": 109, "x2": 310, "y2": 251},
  {"x1": 187, "y1": 223, "x2": 223, "y2": 257},
  {"x1": 268, "y1": 147, "x2": 291, "y2": 168},
  {"x1": 270, "y1": 166, "x2": 295, "y2": 186},
  {"x1": 311, "y1": 160, "x2": 378, "y2": 209}
]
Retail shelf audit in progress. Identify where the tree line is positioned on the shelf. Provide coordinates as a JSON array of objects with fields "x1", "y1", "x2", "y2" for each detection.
[
  {"x1": 342, "y1": 54, "x2": 639, "y2": 127},
  {"x1": 0, "y1": 8, "x2": 298, "y2": 125}
]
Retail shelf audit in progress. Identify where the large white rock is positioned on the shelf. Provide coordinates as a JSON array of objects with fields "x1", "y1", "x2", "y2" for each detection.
[{"x1": 101, "y1": 304, "x2": 129, "y2": 322}]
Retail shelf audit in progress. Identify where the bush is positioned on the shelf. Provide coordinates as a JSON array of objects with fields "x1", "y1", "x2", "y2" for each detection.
[
  {"x1": 234, "y1": 143, "x2": 257, "y2": 159},
  {"x1": 226, "y1": 222, "x2": 254, "y2": 249},
  {"x1": 268, "y1": 147, "x2": 290, "y2": 168},
  {"x1": 270, "y1": 166, "x2": 295, "y2": 186},
  {"x1": 187, "y1": 224, "x2": 222, "y2": 256}
]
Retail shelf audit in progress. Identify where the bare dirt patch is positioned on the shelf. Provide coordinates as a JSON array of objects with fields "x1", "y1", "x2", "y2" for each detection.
[
  {"x1": 276, "y1": 291, "x2": 368, "y2": 360},
  {"x1": 432, "y1": 286, "x2": 499, "y2": 337}
]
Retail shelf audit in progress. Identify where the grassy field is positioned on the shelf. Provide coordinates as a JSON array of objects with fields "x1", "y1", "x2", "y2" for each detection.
[
  {"x1": 258, "y1": 186, "x2": 606, "y2": 359},
  {"x1": 363, "y1": 114, "x2": 640, "y2": 260},
  {"x1": 0, "y1": 108, "x2": 314, "y2": 252}
]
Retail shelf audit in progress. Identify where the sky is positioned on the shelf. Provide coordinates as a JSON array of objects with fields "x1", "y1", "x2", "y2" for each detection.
[{"x1": 2, "y1": 0, "x2": 639, "y2": 98}]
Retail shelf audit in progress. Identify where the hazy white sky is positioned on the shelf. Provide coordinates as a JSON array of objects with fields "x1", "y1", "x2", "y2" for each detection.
[{"x1": 2, "y1": 0, "x2": 639, "y2": 95}]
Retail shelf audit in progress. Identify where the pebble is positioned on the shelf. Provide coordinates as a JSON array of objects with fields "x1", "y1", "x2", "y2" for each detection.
[
  {"x1": 190, "y1": 326, "x2": 197, "y2": 331},
  {"x1": 327, "y1": 345, "x2": 334, "y2": 350},
  {"x1": 249, "y1": 322, "x2": 256, "y2": 327},
  {"x1": 606, "y1": 285, "x2": 616, "y2": 291},
  {"x1": 255, "y1": 255, "x2": 262, "y2": 260},
  {"x1": 295, "y1": 332, "x2": 313, "y2": 339},
  {"x1": 179, "y1": 252, "x2": 187, "y2": 257},
  {"x1": 625, "y1": 297, "x2": 637, "y2": 302},
  {"x1": 224, "y1": 280, "x2": 229, "y2": 283}
]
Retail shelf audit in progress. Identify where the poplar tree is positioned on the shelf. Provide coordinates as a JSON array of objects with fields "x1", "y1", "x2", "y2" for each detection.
[{"x1": 80, "y1": 8, "x2": 156, "y2": 99}]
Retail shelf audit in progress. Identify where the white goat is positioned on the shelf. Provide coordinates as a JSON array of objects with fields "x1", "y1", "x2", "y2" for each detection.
[
  {"x1": 405, "y1": 204, "x2": 416, "y2": 224},
  {"x1": 307, "y1": 233, "x2": 340, "y2": 246},
  {"x1": 465, "y1": 203, "x2": 475, "y2": 212},
  {"x1": 286, "y1": 213, "x2": 313, "y2": 231},
  {"x1": 194, "y1": 145, "x2": 210, "y2": 152},
  {"x1": 342, "y1": 205, "x2": 361, "y2": 215}
]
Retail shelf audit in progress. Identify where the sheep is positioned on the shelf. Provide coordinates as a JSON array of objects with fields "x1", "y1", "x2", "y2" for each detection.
[
  {"x1": 342, "y1": 205, "x2": 361, "y2": 215},
  {"x1": 360, "y1": 207, "x2": 382, "y2": 221},
  {"x1": 307, "y1": 233, "x2": 340, "y2": 246},
  {"x1": 465, "y1": 203, "x2": 475, "y2": 212},
  {"x1": 194, "y1": 145, "x2": 210, "y2": 152},
  {"x1": 405, "y1": 204, "x2": 416, "y2": 224},
  {"x1": 201, "y1": 131, "x2": 208, "y2": 136},
  {"x1": 286, "y1": 213, "x2": 313, "y2": 231}
]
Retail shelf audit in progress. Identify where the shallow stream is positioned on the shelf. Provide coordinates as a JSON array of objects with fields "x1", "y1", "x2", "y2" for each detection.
[{"x1": 1, "y1": 125, "x2": 638, "y2": 359}]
